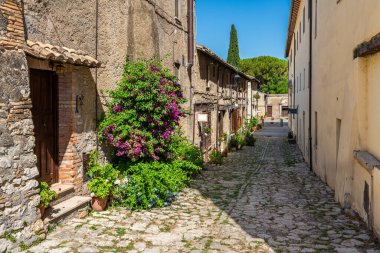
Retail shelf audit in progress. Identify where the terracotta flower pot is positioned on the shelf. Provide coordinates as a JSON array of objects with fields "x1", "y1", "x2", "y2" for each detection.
[
  {"x1": 39, "y1": 207, "x2": 45, "y2": 217},
  {"x1": 91, "y1": 197, "x2": 107, "y2": 211}
]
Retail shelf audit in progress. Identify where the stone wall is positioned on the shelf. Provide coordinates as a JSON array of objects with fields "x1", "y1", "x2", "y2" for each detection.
[
  {"x1": 0, "y1": 50, "x2": 44, "y2": 253},
  {"x1": 0, "y1": 1, "x2": 44, "y2": 252}
]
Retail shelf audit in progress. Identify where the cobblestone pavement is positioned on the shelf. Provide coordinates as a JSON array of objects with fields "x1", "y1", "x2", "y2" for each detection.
[{"x1": 27, "y1": 136, "x2": 380, "y2": 253}]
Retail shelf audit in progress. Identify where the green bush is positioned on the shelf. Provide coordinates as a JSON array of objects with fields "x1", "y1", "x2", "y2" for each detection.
[
  {"x1": 245, "y1": 117, "x2": 259, "y2": 130},
  {"x1": 39, "y1": 182, "x2": 57, "y2": 208},
  {"x1": 169, "y1": 133, "x2": 203, "y2": 167},
  {"x1": 98, "y1": 59, "x2": 186, "y2": 162},
  {"x1": 228, "y1": 137, "x2": 239, "y2": 150},
  {"x1": 87, "y1": 150, "x2": 119, "y2": 199},
  {"x1": 245, "y1": 131, "x2": 256, "y2": 146},
  {"x1": 236, "y1": 133, "x2": 245, "y2": 149},
  {"x1": 112, "y1": 161, "x2": 197, "y2": 209},
  {"x1": 209, "y1": 149, "x2": 223, "y2": 165}
]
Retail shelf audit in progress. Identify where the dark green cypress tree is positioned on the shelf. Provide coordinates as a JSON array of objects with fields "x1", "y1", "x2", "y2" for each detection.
[{"x1": 227, "y1": 24, "x2": 240, "y2": 68}]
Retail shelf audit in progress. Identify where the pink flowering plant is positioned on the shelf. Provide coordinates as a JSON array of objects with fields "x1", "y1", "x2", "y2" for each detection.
[{"x1": 99, "y1": 59, "x2": 186, "y2": 162}]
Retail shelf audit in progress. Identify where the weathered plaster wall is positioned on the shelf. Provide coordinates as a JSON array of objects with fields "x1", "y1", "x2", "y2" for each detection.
[
  {"x1": 23, "y1": 0, "x2": 194, "y2": 141},
  {"x1": 266, "y1": 95, "x2": 288, "y2": 118},
  {"x1": 287, "y1": 0, "x2": 311, "y2": 165}
]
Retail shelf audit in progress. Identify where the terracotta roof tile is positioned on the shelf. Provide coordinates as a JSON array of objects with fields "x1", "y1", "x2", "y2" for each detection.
[{"x1": 24, "y1": 40, "x2": 101, "y2": 68}]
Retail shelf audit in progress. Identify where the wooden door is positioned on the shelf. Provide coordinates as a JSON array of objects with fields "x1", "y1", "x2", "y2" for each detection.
[
  {"x1": 30, "y1": 69, "x2": 58, "y2": 184},
  {"x1": 218, "y1": 111, "x2": 224, "y2": 138},
  {"x1": 267, "y1": 106, "x2": 273, "y2": 117},
  {"x1": 232, "y1": 110, "x2": 238, "y2": 133}
]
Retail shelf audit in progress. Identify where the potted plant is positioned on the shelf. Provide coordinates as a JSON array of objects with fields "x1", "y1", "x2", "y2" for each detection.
[
  {"x1": 88, "y1": 178, "x2": 113, "y2": 211},
  {"x1": 87, "y1": 151, "x2": 118, "y2": 211},
  {"x1": 39, "y1": 182, "x2": 57, "y2": 217},
  {"x1": 204, "y1": 127, "x2": 212, "y2": 135}
]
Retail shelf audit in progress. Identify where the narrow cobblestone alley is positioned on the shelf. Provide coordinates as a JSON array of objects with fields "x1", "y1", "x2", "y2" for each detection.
[{"x1": 27, "y1": 124, "x2": 380, "y2": 253}]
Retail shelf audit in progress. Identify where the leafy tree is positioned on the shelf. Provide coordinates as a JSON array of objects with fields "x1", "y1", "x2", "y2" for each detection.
[
  {"x1": 227, "y1": 24, "x2": 240, "y2": 67},
  {"x1": 240, "y1": 56, "x2": 288, "y2": 94}
]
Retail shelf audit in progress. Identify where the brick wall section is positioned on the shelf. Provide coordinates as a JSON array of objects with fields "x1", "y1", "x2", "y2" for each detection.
[
  {"x1": 55, "y1": 67, "x2": 96, "y2": 191},
  {"x1": 0, "y1": 0, "x2": 24, "y2": 49},
  {"x1": 57, "y1": 71, "x2": 75, "y2": 184}
]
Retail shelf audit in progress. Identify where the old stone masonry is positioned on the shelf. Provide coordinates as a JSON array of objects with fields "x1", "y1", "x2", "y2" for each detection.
[{"x1": 26, "y1": 136, "x2": 380, "y2": 253}]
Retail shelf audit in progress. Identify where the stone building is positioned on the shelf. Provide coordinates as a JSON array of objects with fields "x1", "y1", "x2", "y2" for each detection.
[
  {"x1": 265, "y1": 94, "x2": 289, "y2": 118},
  {"x1": 286, "y1": 0, "x2": 380, "y2": 239},
  {"x1": 194, "y1": 45, "x2": 258, "y2": 154},
  {"x1": 0, "y1": 0, "x2": 195, "y2": 251}
]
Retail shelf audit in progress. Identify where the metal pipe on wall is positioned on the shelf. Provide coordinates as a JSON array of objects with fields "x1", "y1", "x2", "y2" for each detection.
[{"x1": 187, "y1": 0, "x2": 195, "y2": 144}]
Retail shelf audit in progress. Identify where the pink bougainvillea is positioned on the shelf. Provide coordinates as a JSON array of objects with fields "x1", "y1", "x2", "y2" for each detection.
[{"x1": 99, "y1": 59, "x2": 186, "y2": 161}]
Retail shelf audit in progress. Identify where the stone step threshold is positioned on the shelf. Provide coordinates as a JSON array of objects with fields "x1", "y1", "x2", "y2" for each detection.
[
  {"x1": 50, "y1": 183, "x2": 76, "y2": 206},
  {"x1": 44, "y1": 196, "x2": 91, "y2": 225}
]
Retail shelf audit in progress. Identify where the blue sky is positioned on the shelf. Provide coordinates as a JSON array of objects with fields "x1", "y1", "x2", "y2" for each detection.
[{"x1": 196, "y1": 0, "x2": 291, "y2": 60}]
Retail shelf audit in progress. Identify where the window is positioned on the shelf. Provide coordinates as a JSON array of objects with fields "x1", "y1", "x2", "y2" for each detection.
[
  {"x1": 213, "y1": 65, "x2": 216, "y2": 77},
  {"x1": 303, "y1": 7, "x2": 306, "y2": 33},
  {"x1": 296, "y1": 76, "x2": 298, "y2": 93},
  {"x1": 296, "y1": 32, "x2": 298, "y2": 50},
  {"x1": 175, "y1": 0, "x2": 180, "y2": 18}
]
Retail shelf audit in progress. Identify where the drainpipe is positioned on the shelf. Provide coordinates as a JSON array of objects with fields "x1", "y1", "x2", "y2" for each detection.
[
  {"x1": 187, "y1": 0, "x2": 195, "y2": 143},
  {"x1": 293, "y1": 32, "x2": 296, "y2": 139},
  {"x1": 216, "y1": 65, "x2": 221, "y2": 150},
  {"x1": 309, "y1": 1, "x2": 313, "y2": 171},
  {"x1": 95, "y1": 0, "x2": 99, "y2": 150}
]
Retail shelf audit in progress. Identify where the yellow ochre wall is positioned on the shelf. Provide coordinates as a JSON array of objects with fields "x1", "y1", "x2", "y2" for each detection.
[{"x1": 287, "y1": 0, "x2": 380, "y2": 238}]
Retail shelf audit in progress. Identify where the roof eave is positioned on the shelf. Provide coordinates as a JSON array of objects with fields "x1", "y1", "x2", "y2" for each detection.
[{"x1": 285, "y1": 0, "x2": 301, "y2": 58}]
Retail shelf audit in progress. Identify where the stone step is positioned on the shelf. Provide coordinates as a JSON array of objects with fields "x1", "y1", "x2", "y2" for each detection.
[
  {"x1": 44, "y1": 196, "x2": 91, "y2": 225},
  {"x1": 50, "y1": 183, "x2": 76, "y2": 206}
]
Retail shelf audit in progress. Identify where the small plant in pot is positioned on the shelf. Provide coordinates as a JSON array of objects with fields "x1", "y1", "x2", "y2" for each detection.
[
  {"x1": 87, "y1": 150, "x2": 118, "y2": 211},
  {"x1": 39, "y1": 182, "x2": 57, "y2": 217},
  {"x1": 204, "y1": 127, "x2": 212, "y2": 135},
  {"x1": 88, "y1": 177, "x2": 113, "y2": 211}
]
